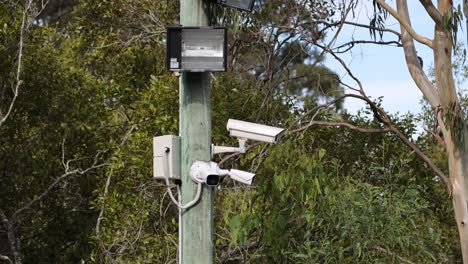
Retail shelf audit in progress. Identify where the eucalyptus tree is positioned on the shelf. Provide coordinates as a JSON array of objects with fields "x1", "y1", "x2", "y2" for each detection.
[{"x1": 271, "y1": 0, "x2": 468, "y2": 261}]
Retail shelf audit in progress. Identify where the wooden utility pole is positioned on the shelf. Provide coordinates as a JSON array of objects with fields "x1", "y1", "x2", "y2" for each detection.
[{"x1": 179, "y1": 0, "x2": 213, "y2": 263}]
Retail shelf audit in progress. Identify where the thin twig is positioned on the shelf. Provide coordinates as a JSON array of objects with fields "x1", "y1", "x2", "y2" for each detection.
[
  {"x1": 291, "y1": 120, "x2": 392, "y2": 134},
  {"x1": 95, "y1": 169, "x2": 113, "y2": 235},
  {"x1": 12, "y1": 157, "x2": 108, "y2": 221},
  {"x1": 313, "y1": 41, "x2": 365, "y2": 95},
  {"x1": 388, "y1": 124, "x2": 451, "y2": 193},
  {"x1": 219, "y1": 241, "x2": 260, "y2": 263},
  {"x1": 372, "y1": 246, "x2": 415, "y2": 264},
  {"x1": 290, "y1": 115, "x2": 451, "y2": 194},
  {"x1": 318, "y1": 20, "x2": 401, "y2": 38},
  {"x1": 279, "y1": 23, "x2": 367, "y2": 95},
  {"x1": 0, "y1": 0, "x2": 33, "y2": 128},
  {"x1": 334, "y1": 40, "x2": 402, "y2": 54},
  {"x1": 95, "y1": 124, "x2": 136, "y2": 235},
  {"x1": 324, "y1": 0, "x2": 354, "y2": 49}
]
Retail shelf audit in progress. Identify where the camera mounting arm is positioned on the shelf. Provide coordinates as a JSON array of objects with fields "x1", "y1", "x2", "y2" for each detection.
[{"x1": 211, "y1": 138, "x2": 246, "y2": 158}]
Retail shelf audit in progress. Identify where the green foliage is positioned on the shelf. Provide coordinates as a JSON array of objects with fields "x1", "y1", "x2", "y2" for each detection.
[
  {"x1": 0, "y1": 16, "x2": 113, "y2": 263},
  {"x1": 216, "y1": 114, "x2": 456, "y2": 262},
  {"x1": 0, "y1": 3, "x2": 20, "y2": 113},
  {"x1": 0, "y1": 1, "x2": 461, "y2": 263},
  {"x1": 370, "y1": 0, "x2": 389, "y2": 40},
  {"x1": 214, "y1": 0, "x2": 345, "y2": 109},
  {"x1": 442, "y1": 5, "x2": 463, "y2": 47},
  {"x1": 0, "y1": 1, "x2": 180, "y2": 262},
  {"x1": 90, "y1": 73, "x2": 180, "y2": 263}
]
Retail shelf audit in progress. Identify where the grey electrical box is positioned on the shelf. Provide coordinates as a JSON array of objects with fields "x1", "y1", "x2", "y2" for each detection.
[{"x1": 153, "y1": 135, "x2": 181, "y2": 180}]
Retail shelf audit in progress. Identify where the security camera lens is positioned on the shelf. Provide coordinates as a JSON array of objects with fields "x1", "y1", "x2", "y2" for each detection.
[{"x1": 206, "y1": 175, "x2": 220, "y2": 186}]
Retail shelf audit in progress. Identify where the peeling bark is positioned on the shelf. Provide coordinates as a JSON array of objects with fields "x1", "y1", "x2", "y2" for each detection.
[
  {"x1": 433, "y1": 1, "x2": 468, "y2": 262},
  {"x1": 447, "y1": 132, "x2": 468, "y2": 263},
  {"x1": 394, "y1": 0, "x2": 468, "y2": 262}
]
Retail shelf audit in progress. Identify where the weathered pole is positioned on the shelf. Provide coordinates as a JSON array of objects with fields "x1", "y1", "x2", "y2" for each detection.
[{"x1": 179, "y1": 0, "x2": 213, "y2": 263}]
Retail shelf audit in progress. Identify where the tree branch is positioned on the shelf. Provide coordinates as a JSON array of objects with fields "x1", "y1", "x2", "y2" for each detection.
[
  {"x1": 289, "y1": 94, "x2": 451, "y2": 194},
  {"x1": 0, "y1": 254, "x2": 12, "y2": 264},
  {"x1": 0, "y1": 0, "x2": 33, "y2": 128},
  {"x1": 1, "y1": 151, "x2": 107, "y2": 263},
  {"x1": 95, "y1": 124, "x2": 137, "y2": 235},
  {"x1": 396, "y1": 0, "x2": 440, "y2": 108},
  {"x1": 387, "y1": 124, "x2": 451, "y2": 193},
  {"x1": 219, "y1": 241, "x2": 260, "y2": 263},
  {"x1": 334, "y1": 40, "x2": 402, "y2": 54},
  {"x1": 324, "y1": 1, "x2": 354, "y2": 49},
  {"x1": 328, "y1": 20, "x2": 401, "y2": 38},
  {"x1": 95, "y1": 170, "x2": 112, "y2": 235},
  {"x1": 289, "y1": 93, "x2": 387, "y2": 132},
  {"x1": 372, "y1": 246, "x2": 415, "y2": 264},
  {"x1": 291, "y1": 120, "x2": 391, "y2": 134},
  {"x1": 312, "y1": 40, "x2": 365, "y2": 95},
  {"x1": 12, "y1": 154, "x2": 108, "y2": 221},
  {"x1": 419, "y1": 0, "x2": 443, "y2": 24},
  {"x1": 376, "y1": 0, "x2": 433, "y2": 48}
]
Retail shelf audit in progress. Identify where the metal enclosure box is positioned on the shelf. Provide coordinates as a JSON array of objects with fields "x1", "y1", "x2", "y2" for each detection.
[
  {"x1": 217, "y1": 0, "x2": 256, "y2": 11},
  {"x1": 153, "y1": 135, "x2": 181, "y2": 180},
  {"x1": 166, "y1": 27, "x2": 227, "y2": 72}
]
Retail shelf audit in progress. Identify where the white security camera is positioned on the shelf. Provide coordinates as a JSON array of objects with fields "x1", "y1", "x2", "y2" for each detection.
[
  {"x1": 190, "y1": 161, "x2": 221, "y2": 186},
  {"x1": 229, "y1": 169, "x2": 256, "y2": 185},
  {"x1": 190, "y1": 161, "x2": 256, "y2": 186},
  {"x1": 226, "y1": 119, "x2": 284, "y2": 143}
]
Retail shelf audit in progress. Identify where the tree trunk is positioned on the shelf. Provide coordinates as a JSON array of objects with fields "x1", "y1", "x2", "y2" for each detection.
[
  {"x1": 0, "y1": 210, "x2": 22, "y2": 264},
  {"x1": 433, "y1": 2, "x2": 468, "y2": 262},
  {"x1": 448, "y1": 131, "x2": 468, "y2": 263},
  {"x1": 397, "y1": 0, "x2": 468, "y2": 261}
]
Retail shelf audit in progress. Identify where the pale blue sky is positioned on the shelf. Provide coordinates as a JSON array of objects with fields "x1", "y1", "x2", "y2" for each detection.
[{"x1": 324, "y1": 1, "x2": 444, "y2": 115}]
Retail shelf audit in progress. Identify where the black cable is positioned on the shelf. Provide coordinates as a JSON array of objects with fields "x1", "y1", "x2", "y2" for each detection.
[
  {"x1": 208, "y1": 0, "x2": 213, "y2": 26},
  {"x1": 209, "y1": 0, "x2": 217, "y2": 27}
]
